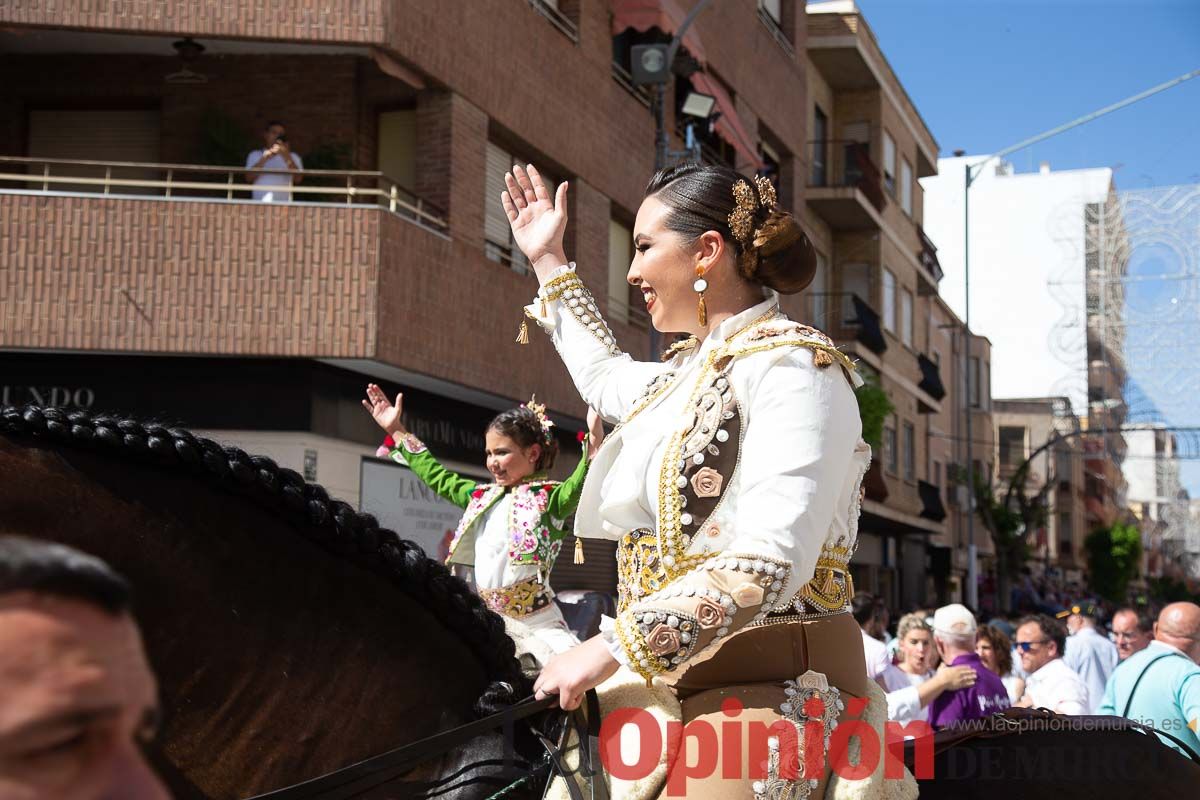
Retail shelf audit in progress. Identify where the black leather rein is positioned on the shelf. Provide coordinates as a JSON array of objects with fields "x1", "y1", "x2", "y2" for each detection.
[{"x1": 243, "y1": 691, "x2": 608, "y2": 800}]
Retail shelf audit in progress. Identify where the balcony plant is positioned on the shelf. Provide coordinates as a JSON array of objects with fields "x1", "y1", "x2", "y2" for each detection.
[{"x1": 854, "y1": 374, "x2": 893, "y2": 451}]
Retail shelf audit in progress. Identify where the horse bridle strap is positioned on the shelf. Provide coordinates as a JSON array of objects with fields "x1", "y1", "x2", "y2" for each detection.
[{"x1": 244, "y1": 694, "x2": 565, "y2": 800}]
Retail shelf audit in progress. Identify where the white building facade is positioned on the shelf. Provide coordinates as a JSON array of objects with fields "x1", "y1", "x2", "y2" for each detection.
[{"x1": 921, "y1": 158, "x2": 1117, "y2": 415}]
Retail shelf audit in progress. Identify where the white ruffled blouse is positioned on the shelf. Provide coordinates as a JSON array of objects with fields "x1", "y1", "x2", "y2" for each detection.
[{"x1": 527, "y1": 264, "x2": 869, "y2": 681}]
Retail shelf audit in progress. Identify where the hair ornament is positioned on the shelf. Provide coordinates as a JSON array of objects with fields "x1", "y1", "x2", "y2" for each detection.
[
  {"x1": 728, "y1": 174, "x2": 779, "y2": 250},
  {"x1": 522, "y1": 394, "x2": 555, "y2": 444}
]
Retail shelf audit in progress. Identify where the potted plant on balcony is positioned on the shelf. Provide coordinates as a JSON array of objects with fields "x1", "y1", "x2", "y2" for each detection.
[{"x1": 855, "y1": 374, "x2": 893, "y2": 502}]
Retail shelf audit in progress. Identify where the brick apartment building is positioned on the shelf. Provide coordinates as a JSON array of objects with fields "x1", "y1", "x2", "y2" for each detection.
[{"x1": 0, "y1": 0, "x2": 993, "y2": 608}]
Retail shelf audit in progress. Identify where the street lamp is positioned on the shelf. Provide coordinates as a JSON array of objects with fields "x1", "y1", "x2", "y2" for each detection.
[{"x1": 629, "y1": 0, "x2": 717, "y2": 358}]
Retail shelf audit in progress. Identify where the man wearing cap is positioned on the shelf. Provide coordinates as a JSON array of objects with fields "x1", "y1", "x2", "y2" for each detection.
[
  {"x1": 927, "y1": 603, "x2": 1011, "y2": 729},
  {"x1": 1061, "y1": 600, "x2": 1119, "y2": 713},
  {"x1": 1014, "y1": 614, "x2": 1090, "y2": 715},
  {"x1": 1097, "y1": 602, "x2": 1200, "y2": 759}
]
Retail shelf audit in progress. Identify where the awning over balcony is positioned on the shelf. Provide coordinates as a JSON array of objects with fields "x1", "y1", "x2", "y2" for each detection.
[
  {"x1": 612, "y1": 0, "x2": 708, "y2": 65},
  {"x1": 849, "y1": 294, "x2": 887, "y2": 355},
  {"x1": 917, "y1": 352, "x2": 946, "y2": 402},
  {"x1": 687, "y1": 72, "x2": 764, "y2": 170},
  {"x1": 918, "y1": 480, "x2": 948, "y2": 522}
]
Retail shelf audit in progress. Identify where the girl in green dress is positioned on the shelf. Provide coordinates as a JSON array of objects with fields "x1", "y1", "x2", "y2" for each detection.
[{"x1": 363, "y1": 383, "x2": 602, "y2": 653}]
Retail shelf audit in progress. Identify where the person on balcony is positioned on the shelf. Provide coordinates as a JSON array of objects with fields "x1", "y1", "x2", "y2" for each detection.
[
  {"x1": 505, "y1": 162, "x2": 900, "y2": 797},
  {"x1": 363, "y1": 385, "x2": 603, "y2": 655},
  {"x1": 245, "y1": 121, "x2": 303, "y2": 202}
]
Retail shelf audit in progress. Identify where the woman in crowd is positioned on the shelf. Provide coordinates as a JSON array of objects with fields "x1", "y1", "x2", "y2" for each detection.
[
  {"x1": 363, "y1": 385, "x2": 603, "y2": 654},
  {"x1": 977, "y1": 622, "x2": 1025, "y2": 703},
  {"x1": 879, "y1": 612, "x2": 977, "y2": 723}
]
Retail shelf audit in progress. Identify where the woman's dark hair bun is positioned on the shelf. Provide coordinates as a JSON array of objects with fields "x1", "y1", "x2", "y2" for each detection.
[
  {"x1": 750, "y1": 208, "x2": 816, "y2": 294},
  {"x1": 644, "y1": 163, "x2": 816, "y2": 295}
]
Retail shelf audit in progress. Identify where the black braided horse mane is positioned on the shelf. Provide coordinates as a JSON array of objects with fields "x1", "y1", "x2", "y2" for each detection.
[{"x1": 0, "y1": 404, "x2": 543, "y2": 799}]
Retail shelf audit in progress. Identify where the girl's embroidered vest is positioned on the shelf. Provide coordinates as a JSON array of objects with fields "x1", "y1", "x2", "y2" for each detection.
[{"x1": 447, "y1": 481, "x2": 564, "y2": 572}]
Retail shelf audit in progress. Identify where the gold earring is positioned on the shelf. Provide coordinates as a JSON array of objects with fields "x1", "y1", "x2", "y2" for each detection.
[{"x1": 694, "y1": 267, "x2": 708, "y2": 327}]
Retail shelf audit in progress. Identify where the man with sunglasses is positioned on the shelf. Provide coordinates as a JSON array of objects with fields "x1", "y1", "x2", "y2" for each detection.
[
  {"x1": 1014, "y1": 614, "x2": 1089, "y2": 715},
  {"x1": 1097, "y1": 602, "x2": 1200, "y2": 759}
]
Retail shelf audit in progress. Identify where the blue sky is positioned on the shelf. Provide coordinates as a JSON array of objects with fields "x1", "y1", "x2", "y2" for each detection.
[
  {"x1": 853, "y1": 0, "x2": 1200, "y2": 186},
  {"x1": 853, "y1": 0, "x2": 1200, "y2": 494}
]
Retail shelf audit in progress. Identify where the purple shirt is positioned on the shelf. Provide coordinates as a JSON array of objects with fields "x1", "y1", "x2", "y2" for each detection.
[{"x1": 928, "y1": 653, "x2": 1011, "y2": 729}]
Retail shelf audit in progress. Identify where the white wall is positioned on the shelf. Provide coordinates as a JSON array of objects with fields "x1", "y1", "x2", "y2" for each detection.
[
  {"x1": 1123, "y1": 427, "x2": 1160, "y2": 506},
  {"x1": 195, "y1": 430, "x2": 380, "y2": 507},
  {"x1": 921, "y1": 157, "x2": 1114, "y2": 415}
]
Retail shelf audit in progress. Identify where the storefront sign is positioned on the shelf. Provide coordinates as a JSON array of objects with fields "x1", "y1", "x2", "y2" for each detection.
[
  {"x1": 360, "y1": 457, "x2": 485, "y2": 561},
  {"x1": 0, "y1": 384, "x2": 95, "y2": 409}
]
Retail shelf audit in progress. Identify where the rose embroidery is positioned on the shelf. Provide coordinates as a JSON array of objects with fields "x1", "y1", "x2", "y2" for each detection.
[
  {"x1": 695, "y1": 596, "x2": 727, "y2": 629},
  {"x1": 796, "y1": 670, "x2": 829, "y2": 691},
  {"x1": 646, "y1": 623, "x2": 682, "y2": 656},
  {"x1": 691, "y1": 467, "x2": 724, "y2": 498},
  {"x1": 731, "y1": 582, "x2": 765, "y2": 608}
]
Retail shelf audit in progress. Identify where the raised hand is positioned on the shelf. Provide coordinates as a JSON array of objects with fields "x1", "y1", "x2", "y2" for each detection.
[
  {"x1": 361, "y1": 383, "x2": 406, "y2": 435},
  {"x1": 501, "y1": 164, "x2": 568, "y2": 280}
]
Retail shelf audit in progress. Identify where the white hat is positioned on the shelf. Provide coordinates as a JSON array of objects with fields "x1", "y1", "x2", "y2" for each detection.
[{"x1": 932, "y1": 604, "x2": 977, "y2": 637}]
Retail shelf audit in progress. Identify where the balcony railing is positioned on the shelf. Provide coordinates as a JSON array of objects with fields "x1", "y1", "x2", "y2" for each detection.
[
  {"x1": 526, "y1": 0, "x2": 579, "y2": 42},
  {"x1": 808, "y1": 292, "x2": 887, "y2": 355},
  {"x1": 807, "y1": 140, "x2": 887, "y2": 212},
  {"x1": 611, "y1": 62, "x2": 653, "y2": 108},
  {"x1": 756, "y1": 5, "x2": 796, "y2": 59},
  {"x1": 0, "y1": 156, "x2": 449, "y2": 236}
]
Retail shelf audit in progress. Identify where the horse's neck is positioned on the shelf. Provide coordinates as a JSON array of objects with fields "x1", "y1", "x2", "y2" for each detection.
[{"x1": 0, "y1": 440, "x2": 495, "y2": 796}]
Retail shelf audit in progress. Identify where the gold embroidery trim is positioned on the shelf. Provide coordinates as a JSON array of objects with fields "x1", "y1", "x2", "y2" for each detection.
[
  {"x1": 478, "y1": 576, "x2": 554, "y2": 618},
  {"x1": 538, "y1": 271, "x2": 620, "y2": 356}
]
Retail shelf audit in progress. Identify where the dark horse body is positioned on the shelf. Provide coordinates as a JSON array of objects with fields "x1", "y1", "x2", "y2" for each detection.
[{"x1": 0, "y1": 405, "x2": 549, "y2": 799}]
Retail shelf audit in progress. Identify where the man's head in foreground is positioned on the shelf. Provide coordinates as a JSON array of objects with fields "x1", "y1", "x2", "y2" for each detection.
[{"x1": 0, "y1": 536, "x2": 168, "y2": 799}]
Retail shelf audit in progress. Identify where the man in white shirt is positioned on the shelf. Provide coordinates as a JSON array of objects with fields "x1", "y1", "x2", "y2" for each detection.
[
  {"x1": 245, "y1": 120, "x2": 303, "y2": 202},
  {"x1": 1059, "y1": 600, "x2": 1119, "y2": 712},
  {"x1": 1014, "y1": 614, "x2": 1090, "y2": 715},
  {"x1": 853, "y1": 591, "x2": 892, "y2": 680}
]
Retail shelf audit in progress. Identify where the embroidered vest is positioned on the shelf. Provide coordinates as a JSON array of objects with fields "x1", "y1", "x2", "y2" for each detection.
[
  {"x1": 447, "y1": 480, "x2": 565, "y2": 571},
  {"x1": 615, "y1": 320, "x2": 862, "y2": 614}
]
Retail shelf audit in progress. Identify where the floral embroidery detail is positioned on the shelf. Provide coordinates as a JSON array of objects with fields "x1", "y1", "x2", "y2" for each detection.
[
  {"x1": 448, "y1": 485, "x2": 504, "y2": 561},
  {"x1": 705, "y1": 524, "x2": 722, "y2": 538},
  {"x1": 479, "y1": 577, "x2": 555, "y2": 618},
  {"x1": 449, "y1": 482, "x2": 564, "y2": 571},
  {"x1": 646, "y1": 623, "x2": 682, "y2": 656},
  {"x1": 695, "y1": 596, "x2": 727, "y2": 629},
  {"x1": 691, "y1": 466, "x2": 724, "y2": 498},
  {"x1": 507, "y1": 484, "x2": 560, "y2": 567},
  {"x1": 745, "y1": 319, "x2": 834, "y2": 347},
  {"x1": 751, "y1": 672, "x2": 842, "y2": 800},
  {"x1": 400, "y1": 433, "x2": 428, "y2": 454},
  {"x1": 731, "y1": 582, "x2": 765, "y2": 608}
]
